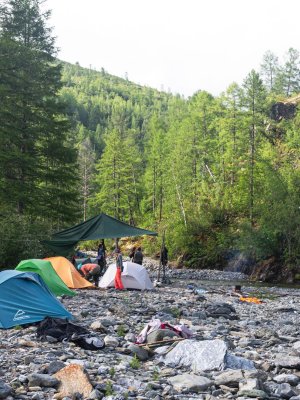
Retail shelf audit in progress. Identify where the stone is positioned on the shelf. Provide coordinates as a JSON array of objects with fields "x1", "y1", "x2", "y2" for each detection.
[
  {"x1": 128, "y1": 344, "x2": 149, "y2": 361},
  {"x1": 0, "y1": 381, "x2": 13, "y2": 399},
  {"x1": 274, "y1": 356, "x2": 300, "y2": 369},
  {"x1": 99, "y1": 318, "x2": 117, "y2": 327},
  {"x1": 104, "y1": 335, "x2": 119, "y2": 347},
  {"x1": 27, "y1": 373, "x2": 59, "y2": 388},
  {"x1": 168, "y1": 374, "x2": 212, "y2": 393},
  {"x1": 163, "y1": 339, "x2": 227, "y2": 372},
  {"x1": 275, "y1": 383, "x2": 297, "y2": 399},
  {"x1": 274, "y1": 373, "x2": 299, "y2": 386},
  {"x1": 89, "y1": 389, "x2": 104, "y2": 399},
  {"x1": 237, "y1": 389, "x2": 268, "y2": 398},
  {"x1": 225, "y1": 353, "x2": 256, "y2": 370},
  {"x1": 146, "y1": 329, "x2": 180, "y2": 343},
  {"x1": 214, "y1": 370, "x2": 244, "y2": 387},
  {"x1": 238, "y1": 378, "x2": 260, "y2": 391},
  {"x1": 293, "y1": 341, "x2": 300, "y2": 354},
  {"x1": 47, "y1": 361, "x2": 66, "y2": 375},
  {"x1": 90, "y1": 321, "x2": 107, "y2": 332},
  {"x1": 124, "y1": 333, "x2": 136, "y2": 342},
  {"x1": 53, "y1": 364, "x2": 93, "y2": 399}
]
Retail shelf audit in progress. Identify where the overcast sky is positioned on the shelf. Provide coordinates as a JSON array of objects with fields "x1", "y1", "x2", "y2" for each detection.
[{"x1": 47, "y1": 0, "x2": 300, "y2": 97}]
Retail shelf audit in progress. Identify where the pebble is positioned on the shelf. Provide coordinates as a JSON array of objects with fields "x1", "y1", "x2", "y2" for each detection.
[{"x1": 1, "y1": 258, "x2": 300, "y2": 399}]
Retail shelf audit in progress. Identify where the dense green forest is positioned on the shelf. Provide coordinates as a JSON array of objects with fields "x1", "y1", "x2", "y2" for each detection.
[{"x1": 1, "y1": 0, "x2": 300, "y2": 274}]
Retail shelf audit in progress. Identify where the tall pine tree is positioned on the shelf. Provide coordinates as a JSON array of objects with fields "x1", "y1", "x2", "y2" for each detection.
[{"x1": 0, "y1": 0, "x2": 78, "y2": 224}]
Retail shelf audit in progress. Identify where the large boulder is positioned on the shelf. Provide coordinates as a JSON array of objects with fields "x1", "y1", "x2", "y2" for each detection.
[{"x1": 163, "y1": 339, "x2": 227, "y2": 372}]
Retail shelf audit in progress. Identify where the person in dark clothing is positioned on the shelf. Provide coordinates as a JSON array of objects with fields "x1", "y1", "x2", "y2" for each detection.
[
  {"x1": 133, "y1": 247, "x2": 143, "y2": 265},
  {"x1": 160, "y1": 245, "x2": 169, "y2": 283},
  {"x1": 129, "y1": 246, "x2": 136, "y2": 261},
  {"x1": 97, "y1": 242, "x2": 106, "y2": 275},
  {"x1": 160, "y1": 246, "x2": 168, "y2": 267}
]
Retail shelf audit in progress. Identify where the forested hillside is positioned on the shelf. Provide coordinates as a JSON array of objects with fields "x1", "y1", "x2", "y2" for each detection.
[{"x1": 1, "y1": 0, "x2": 300, "y2": 276}]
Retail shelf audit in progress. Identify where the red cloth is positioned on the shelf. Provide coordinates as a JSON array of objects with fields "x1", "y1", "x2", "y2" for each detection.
[
  {"x1": 115, "y1": 268, "x2": 124, "y2": 290},
  {"x1": 81, "y1": 263, "x2": 98, "y2": 275}
]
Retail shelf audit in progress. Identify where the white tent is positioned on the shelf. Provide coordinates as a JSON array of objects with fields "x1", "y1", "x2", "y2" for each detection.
[{"x1": 99, "y1": 261, "x2": 154, "y2": 290}]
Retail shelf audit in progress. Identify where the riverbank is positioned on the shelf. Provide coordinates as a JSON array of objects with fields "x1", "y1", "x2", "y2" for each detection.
[{"x1": 2, "y1": 268, "x2": 300, "y2": 399}]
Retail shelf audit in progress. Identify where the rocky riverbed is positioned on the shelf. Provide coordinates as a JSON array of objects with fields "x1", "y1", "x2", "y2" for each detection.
[{"x1": 2, "y1": 268, "x2": 300, "y2": 400}]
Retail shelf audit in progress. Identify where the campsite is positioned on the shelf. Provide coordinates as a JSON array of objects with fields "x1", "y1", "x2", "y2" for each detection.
[
  {"x1": 3, "y1": 0, "x2": 300, "y2": 399},
  {"x1": 2, "y1": 260, "x2": 300, "y2": 399}
]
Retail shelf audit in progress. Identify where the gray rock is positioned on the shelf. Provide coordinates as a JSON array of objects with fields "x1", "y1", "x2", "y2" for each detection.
[
  {"x1": 214, "y1": 370, "x2": 244, "y2": 387},
  {"x1": 128, "y1": 344, "x2": 149, "y2": 361},
  {"x1": 274, "y1": 374, "x2": 299, "y2": 386},
  {"x1": 168, "y1": 373, "x2": 212, "y2": 392},
  {"x1": 99, "y1": 318, "x2": 117, "y2": 327},
  {"x1": 0, "y1": 381, "x2": 13, "y2": 399},
  {"x1": 274, "y1": 356, "x2": 300, "y2": 369},
  {"x1": 104, "y1": 336, "x2": 119, "y2": 347},
  {"x1": 89, "y1": 389, "x2": 104, "y2": 399},
  {"x1": 163, "y1": 339, "x2": 227, "y2": 372},
  {"x1": 239, "y1": 378, "x2": 260, "y2": 391},
  {"x1": 47, "y1": 360, "x2": 65, "y2": 375},
  {"x1": 237, "y1": 389, "x2": 268, "y2": 398},
  {"x1": 275, "y1": 383, "x2": 297, "y2": 399},
  {"x1": 225, "y1": 353, "x2": 256, "y2": 370},
  {"x1": 27, "y1": 373, "x2": 59, "y2": 388},
  {"x1": 146, "y1": 329, "x2": 180, "y2": 343},
  {"x1": 124, "y1": 333, "x2": 136, "y2": 342}
]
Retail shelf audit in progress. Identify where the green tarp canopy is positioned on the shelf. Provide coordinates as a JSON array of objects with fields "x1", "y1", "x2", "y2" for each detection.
[{"x1": 42, "y1": 213, "x2": 157, "y2": 256}]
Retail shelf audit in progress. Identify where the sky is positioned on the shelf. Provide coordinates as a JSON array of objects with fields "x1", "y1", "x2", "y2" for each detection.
[{"x1": 47, "y1": 0, "x2": 300, "y2": 97}]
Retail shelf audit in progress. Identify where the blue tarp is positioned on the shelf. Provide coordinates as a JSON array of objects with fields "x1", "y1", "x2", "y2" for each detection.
[{"x1": 0, "y1": 270, "x2": 73, "y2": 329}]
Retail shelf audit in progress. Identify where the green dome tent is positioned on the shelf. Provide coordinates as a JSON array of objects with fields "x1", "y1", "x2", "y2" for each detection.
[{"x1": 16, "y1": 259, "x2": 76, "y2": 297}]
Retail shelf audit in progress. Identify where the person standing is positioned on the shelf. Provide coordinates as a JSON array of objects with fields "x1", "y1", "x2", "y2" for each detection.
[
  {"x1": 114, "y1": 248, "x2": 124, "y2": 290},
  {"x1": 97, "y1": 242, "x2": 106, "y2": 275},
  {"x1": 129, "y1": 246, "x2": 136, "y2": 262},
  {"x1": 160, "y1": 245, "x2": 168, "y2": 268},
  {"x1": 133, "y1": 247, "x2": 143, "y2": 265}
]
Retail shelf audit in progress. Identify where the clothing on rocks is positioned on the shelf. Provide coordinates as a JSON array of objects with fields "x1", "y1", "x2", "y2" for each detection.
[
  {"x1": 36, "y1": 317, "x2": 105, "y2": 350},
  {"x1": 136, "y1": 317, "x2": 194, "y2": 344}
]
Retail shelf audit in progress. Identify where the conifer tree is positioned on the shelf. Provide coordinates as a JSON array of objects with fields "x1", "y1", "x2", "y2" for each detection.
[
  {"x1": 0, "y1": 0, "x2": 78, "y2": 223},
  {"x1": 242, "y1": 70, "x2": 267, "y2": 226}
]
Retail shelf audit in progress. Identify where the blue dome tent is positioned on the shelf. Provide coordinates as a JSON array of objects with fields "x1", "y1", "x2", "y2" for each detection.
[{"x1": 0, "y1": 270, "x2": 73, "y2": 329}]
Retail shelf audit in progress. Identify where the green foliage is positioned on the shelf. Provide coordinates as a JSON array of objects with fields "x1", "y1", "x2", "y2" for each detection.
[
  {"x1": 152, "y1": 367, "x2": 160, "y2": 381},
  {"x1": 2, "y1": 4, "x2": 300, "y2": 276},
  {"x1": 13, "y1": 325, "x2": 22, "y2": 330},
  {"x1": 0, "y1": 0, "x2": 79, "y2": 224},
  {"x1": 105, "y1": 381, "x2": 114, "y2": 396},
  {"x1": 0, "y1": 214, "x2": 53, "y2": 268},
  {"x1": 129, "y1": 354, "x2": 141, "y2": 370},
  {"x1": 117, "y1": 325, "x2": 126, "y2": 337},
  {"x1": 170, "y1": 308, "x2": 182, "y2": 318},
  {"x1": 109, "y1": 367, "x2": 115, "y2": 378}
]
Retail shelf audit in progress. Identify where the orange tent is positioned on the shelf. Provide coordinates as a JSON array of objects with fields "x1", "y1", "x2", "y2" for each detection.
[{"x1": 45, "y1": 257, "x2": 94, "y2": 289}]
